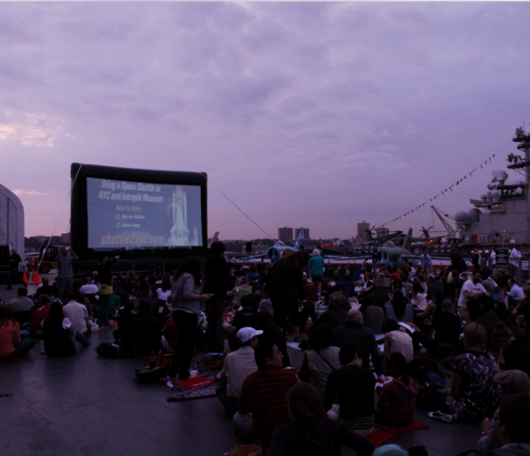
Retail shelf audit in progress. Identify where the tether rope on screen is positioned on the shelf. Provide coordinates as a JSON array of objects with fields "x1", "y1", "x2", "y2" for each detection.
[
  {"x1": 36, "y1": 164, "x2": 83, "y2": 273},
  {"x1": 375, "y1": 142, "x2": 510, "y2": 230},
  {"x1": 200, "y1": 172, "x2": 274, "y2": 241}
]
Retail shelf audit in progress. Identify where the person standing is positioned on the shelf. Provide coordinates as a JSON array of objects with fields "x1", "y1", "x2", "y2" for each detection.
[
  {"x1": 56, "y1": 247, "x2": 78, "y2": 300},
  {"x1": 308, "y1": 249, "x2": 325, "y2": 297},
  {"x1": 269, "y1": 251, "x2": 306, "y2": 340},
  {"x1": 6, "y1": 248, "x2": 22, "y2": 290},
  {"x1": 167, "y1": 256, "x2": 212, "y2": 382},
  {"x1": 203, "y1": 241, "x2": 231, "y2": 353},
  {"x1": 96, "y1": 254, "x2": 119, "y2": 329}
]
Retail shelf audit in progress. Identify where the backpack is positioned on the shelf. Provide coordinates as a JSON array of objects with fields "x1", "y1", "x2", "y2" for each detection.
[{"x1": 96, "y1": 342, "x2": 127, "y2": 359}]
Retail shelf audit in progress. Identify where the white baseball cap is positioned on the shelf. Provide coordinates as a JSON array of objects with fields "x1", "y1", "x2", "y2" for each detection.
[{"x1": 236, "y1": 327, "x2": 263, "y2": 344}]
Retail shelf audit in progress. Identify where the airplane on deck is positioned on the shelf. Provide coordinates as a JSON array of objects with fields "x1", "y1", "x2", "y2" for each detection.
[
  {"x1": 374, "y1": 228, "x2": 420, "y2": 270},
  {"x1": 208, "y1": 231, "x2": 219, "y2": 246},
  {"x1": 265, "y1": 229, "x2": 306, "y2": 261}
]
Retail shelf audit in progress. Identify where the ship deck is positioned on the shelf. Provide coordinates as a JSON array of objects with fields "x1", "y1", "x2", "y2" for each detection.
[{"x1": 1, "y1": 286, "x2": 482, "y2": 456}]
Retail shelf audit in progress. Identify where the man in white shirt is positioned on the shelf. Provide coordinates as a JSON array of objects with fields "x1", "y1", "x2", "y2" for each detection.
[
  {"x1": 216, "y1": 327, "x2": 262, "y2": 418},
  {"x1": 457, "y1": 271, "x2": 489, "y2": 323},
  {"x1": 62, "y1": 291, "x2": 91, "y2": 346},
  {"x1": 507, "y1": 278, "x2": 525, "y2": 308}
]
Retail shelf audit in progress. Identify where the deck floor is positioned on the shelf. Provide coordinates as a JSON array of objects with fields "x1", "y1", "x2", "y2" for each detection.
[{"x1": 1, "y1": 286, "x2": 482, "y2": 456}]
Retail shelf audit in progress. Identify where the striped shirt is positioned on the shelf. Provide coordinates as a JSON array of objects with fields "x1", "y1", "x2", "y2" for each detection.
[{"x1": 238, "y1": 365, "x2": 298, "y2": 446}]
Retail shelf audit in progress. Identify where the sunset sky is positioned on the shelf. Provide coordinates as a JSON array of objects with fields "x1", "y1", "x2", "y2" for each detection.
[{"x1": 2, "y1": 2, "x2": 530, "y2": 241}]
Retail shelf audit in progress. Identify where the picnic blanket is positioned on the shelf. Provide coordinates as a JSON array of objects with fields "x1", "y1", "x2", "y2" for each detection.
[
  {"x1": 166, "y1": 370, "x2": 218, "y2": 402},
  {"x1": 166, "y1": 354, "x2": 223, "y2": 402},
  {"x1": 367, "y1": 430, "x2": 395, "y2": 447},
  {"x1": 375, "y1": 420, "x2": 429, "y2": 435}
]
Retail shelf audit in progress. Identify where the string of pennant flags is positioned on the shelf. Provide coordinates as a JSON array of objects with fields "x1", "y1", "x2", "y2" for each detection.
[{"x1": 375, "y1": 152, "x2": 499, "y2": 230}]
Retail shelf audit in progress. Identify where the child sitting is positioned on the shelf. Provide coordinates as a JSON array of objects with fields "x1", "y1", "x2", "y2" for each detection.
[{"x1": 376, "y1": 352, "x2": 417, "y2": 427}]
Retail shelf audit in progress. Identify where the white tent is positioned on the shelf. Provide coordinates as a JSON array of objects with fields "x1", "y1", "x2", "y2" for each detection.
[{"x1": 0, "y1": 183, "x2": 24, "y2": 254}]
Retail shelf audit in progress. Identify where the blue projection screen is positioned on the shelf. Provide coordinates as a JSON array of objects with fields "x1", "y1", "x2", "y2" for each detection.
[{"x1": 86, "y1": 177, "x2": 203, "y2": 249}]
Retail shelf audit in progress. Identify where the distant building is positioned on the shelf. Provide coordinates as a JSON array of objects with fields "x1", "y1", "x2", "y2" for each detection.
[
  {"x1": 357, "y1": 221, "x2": 370, "y2": 236},
  {"x1": 278, "y1": 227, "x2": 293, "y2": 241},
  {"x1": 295, "y1": 227, "x2": 310, "y2": 239}
]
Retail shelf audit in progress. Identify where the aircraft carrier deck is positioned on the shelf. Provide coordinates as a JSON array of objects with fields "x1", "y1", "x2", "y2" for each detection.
[{"x1": 1, "y1": 285, "x2": 482, "y2": 456}]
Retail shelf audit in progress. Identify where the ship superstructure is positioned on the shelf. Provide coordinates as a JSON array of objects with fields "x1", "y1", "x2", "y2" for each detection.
[{"x1": 455, "y1": 127, "x2": 530, "y2": 246}]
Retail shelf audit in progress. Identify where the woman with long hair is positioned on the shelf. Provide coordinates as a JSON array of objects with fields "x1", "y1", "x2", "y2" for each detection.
[
  {"x1": 0, "y1": 304, "x2": 35, "y2": 360},
  {"x1": 268, "y1": 383, "x2": 375, "y2": 456},
  {"x1": 42, "y1": 301, "x2": 77, "y2": 357},
  {"x1": 167, "y1": 256, "x2": 213, "y2": 382}
]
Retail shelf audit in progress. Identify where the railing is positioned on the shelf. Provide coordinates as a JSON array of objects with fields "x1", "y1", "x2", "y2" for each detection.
[{"x1": 74, "y1": 258, "x2": 183, "y2": 275}]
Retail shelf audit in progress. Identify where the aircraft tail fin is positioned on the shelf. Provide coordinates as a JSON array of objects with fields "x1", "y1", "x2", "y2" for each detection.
[{"x1": 294, "y1": 229, "x2": 304, "y2": 250}]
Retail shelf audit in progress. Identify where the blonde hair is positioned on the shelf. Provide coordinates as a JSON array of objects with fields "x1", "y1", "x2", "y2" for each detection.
[{"x1": 463, "y1": 322, "x2": 487, "y2": 353}]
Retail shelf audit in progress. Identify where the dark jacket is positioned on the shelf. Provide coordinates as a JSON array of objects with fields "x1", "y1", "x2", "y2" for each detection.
[
  {"x1": 268, "y1": 417, "x2": 375, "y2": 456},
  {"x1": 323, "y1": 364, "x2": 375, "y2": 420},
  {"x1": 332, "y1": 320, "x2": 384, "y2": 376},
  {"x1": 43, "y1": 319, "x2": 76, "y2": 357},
  {"x1": 130, "y1": 313, "x2": 162, "y2": 356},
  {"x1": 316, "y1": 308, "x2": 348, "y2": 330},
  {"x1": 203, "y1": 254, "x2": 231, "y2": 298}
]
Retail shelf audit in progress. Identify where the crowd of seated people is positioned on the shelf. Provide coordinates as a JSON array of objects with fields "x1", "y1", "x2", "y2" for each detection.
[{"x1": 5, "y1": 244, "x2": 530, "y2": 456}]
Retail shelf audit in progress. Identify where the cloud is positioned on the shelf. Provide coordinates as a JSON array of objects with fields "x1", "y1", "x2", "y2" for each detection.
[
  {"x1": 13, "y1": 189, "x2": 50, "y2": 196},
  {"x1": 0, "y1": 2, "x2": 528, "y2": 239},
  {"x1": 0, "y1": 107, "x2": 67, "y2": 147}
]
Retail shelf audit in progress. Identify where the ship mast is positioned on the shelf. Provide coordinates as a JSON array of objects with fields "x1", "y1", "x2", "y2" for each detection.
[{"x1": 511, "y1": 127, "x2": 530, "y2": 196}]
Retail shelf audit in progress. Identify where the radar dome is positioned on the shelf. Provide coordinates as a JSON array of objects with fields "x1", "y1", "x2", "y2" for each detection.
[
  {"x1": 455, "y1": 211, "x2": 469, "y2": 224},
  {"x1": 467, "y1": 208, "x2": 481, "y2": 223},
  {"x1": 492, "y1": 170, "x2": 508, "y2": 180}
]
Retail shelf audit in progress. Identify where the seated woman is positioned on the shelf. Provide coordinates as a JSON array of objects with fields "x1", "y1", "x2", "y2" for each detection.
[
  {"x1": 323, "y1": 344, "x2": 375, "y2": 437},
  {"x1": 298, "y1": 324, "x2": 342, "y2": 397},
  {"x1": 376, "y1": 352, "x2": 417, "y2": 426},
  {"x1": 268, "y1": 383, "x2": 375, "y2": 456},
  {"x1": 384, "y1": 291, "x2": 414, "y2": 324},
  {"x1": 42, "y1": 301, "x2": 78, "y2": 357},
  {"x1": 0, "y1": 304, "x2": 35, "y2": 360},
  {"x1": 430, "y1": 322, "x2": 499, "y2": 423}
]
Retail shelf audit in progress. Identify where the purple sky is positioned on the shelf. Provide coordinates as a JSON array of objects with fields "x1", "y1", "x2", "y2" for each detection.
[{"x1": 2, "y1": 2, "x2": 530, "y2": 241}]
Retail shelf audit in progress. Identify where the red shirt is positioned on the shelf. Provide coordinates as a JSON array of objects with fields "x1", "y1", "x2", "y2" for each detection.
[
  {"x1": 0, "y1": 321, "x2": 21, "y2": 358},
  {"x1": 30, "y1": 305, "x2": 51, "y2": 334},
  {"x1": 238, "y1": 365, "x2": 298, "y2": 446}
]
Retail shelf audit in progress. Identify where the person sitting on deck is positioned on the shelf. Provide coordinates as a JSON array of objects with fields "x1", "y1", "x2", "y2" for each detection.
[
  {"x1": 332, "y1": 310, "x2": 385, "y2": 381},
  {"x1": 323, "y1": 343, "x2": 375, "y2": 437},
  {"x1": 216, "y1": 327, "x2": 261, "y2": 418},
  {"x1": 268, "y1": 383, "x2": 375, "y2": 456},
  {"x1": 298, "y1": 324, "x2": 342, "y2": 398},
  {"x1": 0, "y1": 304, "x2": 35, "y2": 361},
  {"x1": 130, "y1": 300, "x2": 162, "y2": 358},
  {"x1": 10, "y1": 286, "x2": 34, "y2": 327},
  {"x1": 490, "y1": 393, "x2": 530, "y2": 456},
  {"x1": 233, "y1": 340, "x2": 298, "y2": 448},
  {"x1": 376, "y1": 352, "x2": 417, "y2": 427},
  {"x1": 62, "y1": 291, "x2": 91, "y2": 347}
]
